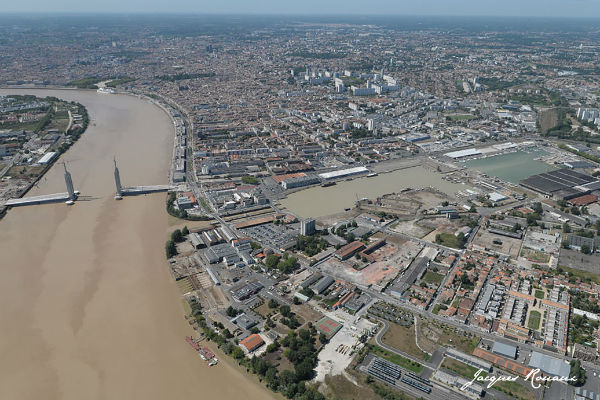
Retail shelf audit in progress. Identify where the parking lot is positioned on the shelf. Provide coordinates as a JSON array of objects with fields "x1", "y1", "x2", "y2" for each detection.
[{"x1": 241, "y1": 223, "x2": 299, "y2": 251}]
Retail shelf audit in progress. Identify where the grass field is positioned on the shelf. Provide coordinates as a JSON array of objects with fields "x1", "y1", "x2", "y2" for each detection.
[
  {"x1": 559, "y1": 265, "x2": 600, "y2": 284},
  {"x1": 371, "y1": 346, "x2": 424, "y2": 374},
  {"x1": 422, "y1": 271, "x2": 444, "y2": 286},
  {"x1": 7, "y1": 164, "x2": 46, "y2": 178},
  {"x1": 380, "y1": 322, "x2": 429, "y2": 361},
  {"x1": 521, "y1": 248, "x2": 550, "y2": 263},
  {"x1": 323, "y1": 373, "x2": 405, "y2": 400},
  {"x1": 435, "y1": 233, "x2": 465, "y2": 249},
  {"x1": 534, "y1": 289, "x2": 544, "y2": 299},
  {"x1": 254, "y1": 301, "x2": 275, "y2": 318},
  {"x1": 494, "y1": 380, "x2": 535, "y2": 400},
  {"x1": 418, "y1": 318, "x2": 480, "y2": 354},
  {"x1": 538, "y1": 108, "x2": 559, "y2": 134},
  {"x1": 441, "y1": 358, "x2": 487, "y2": 380},
  {"x1": 528, "y1": 310, "x2": 542, "y2": 330}
]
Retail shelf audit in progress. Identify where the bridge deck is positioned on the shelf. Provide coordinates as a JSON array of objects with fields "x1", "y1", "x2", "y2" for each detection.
[{"x1": 5, "y1": 192, "x2": 72, "y2": 207}]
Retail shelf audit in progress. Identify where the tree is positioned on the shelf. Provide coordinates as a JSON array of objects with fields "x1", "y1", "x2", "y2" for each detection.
[
  {"x1": 280, "y1": 305, "x2": 292, "y2": 318},
  {"x1": 265, "y1": 254, "x2": 280, "y2": 270},
  {"x1": 319, "y1": 333, "x2": 328, "y2": 344},
  {"x1": 268, "y1": 298, "x2": 279, "y2": 309},
  {"x1": 581, "y1": 245, "x2": 591, "y2": 255},
  {"x1": 266, "y1": 341, "x2": 279, "y2": 352},
  {"x1": 171, "y1": 229, "x2": 183, "y2": 242},
  {"x1": 226, "y1": 306, "x2": 239, "y2": 317},
  {"x1": 294, "y1": 360, "x2": 314, "y2": 381},
  {"x1": 563, "y1": 222, "x2": 571, "y2": 233},
  {"x1": 166, "y1": 240, "x2": 177, "y2": 258},
  {"x1": 232, "y1": 346, "x2": 245, "y2": 359},
  {"x1": 265, "y1": 367, "x2": 278, "y2": 389},
  {"x1": 182, "y1": 226, "x2": 189, "y2": 235},
  {"x1": 569, "y1": 359, "x2": 586, "y2": 386}
]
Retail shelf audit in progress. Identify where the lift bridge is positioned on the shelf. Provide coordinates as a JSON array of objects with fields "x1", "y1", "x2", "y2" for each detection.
[
  {"x1": 3, "y1": 160, "x2": 172, "y2": 208},
  {"x1": 113, "y1": 158, "x2": 172, "y2": 199}
]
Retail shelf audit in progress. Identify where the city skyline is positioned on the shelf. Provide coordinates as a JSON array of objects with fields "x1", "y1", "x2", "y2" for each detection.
[{"x1": 2, "y1": 0, "x2": 600, "y2": 18}]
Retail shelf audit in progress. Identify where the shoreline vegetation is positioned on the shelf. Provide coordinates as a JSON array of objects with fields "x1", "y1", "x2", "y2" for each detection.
[{"x1": 187, "y1": 298, "x2": 326, "y2": 400}]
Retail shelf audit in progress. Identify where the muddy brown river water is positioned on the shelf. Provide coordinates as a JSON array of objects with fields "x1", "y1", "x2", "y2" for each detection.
[{"x1": 0, "y1": 89, "x2": 275, "y2": 400}]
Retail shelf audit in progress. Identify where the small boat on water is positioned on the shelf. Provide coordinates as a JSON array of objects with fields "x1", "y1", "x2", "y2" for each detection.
[
  {"x1": 367, "y1": 172, "x2": 378, "y2": 177},
  {"x1": 209, "y1": 358, "x2": 219, "y2": 366},
  {"x1": 321, "y1": 181, "x2": 336, "y2": 187}
]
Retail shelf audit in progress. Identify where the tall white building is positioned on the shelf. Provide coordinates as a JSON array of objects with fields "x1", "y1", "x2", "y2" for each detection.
[{"x1": 300, "y1": 219, "x2": 316, "y2": 236}]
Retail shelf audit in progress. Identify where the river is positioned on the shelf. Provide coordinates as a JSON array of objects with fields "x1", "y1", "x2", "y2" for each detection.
[
  {"x1": 279, "y1": 166, "x2": 466, "y2": 218},
  {"x1": 0, "y1": 89, "x2": 275, "y2": 400}
]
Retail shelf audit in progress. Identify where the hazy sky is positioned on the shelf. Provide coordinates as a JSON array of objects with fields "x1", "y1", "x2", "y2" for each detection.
[{"x1": 2, "y1": 0, "x2": 600, "y2": 18}]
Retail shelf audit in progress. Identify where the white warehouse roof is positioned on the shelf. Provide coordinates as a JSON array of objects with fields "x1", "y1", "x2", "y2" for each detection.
[
  {"x1": 444, "y1": 148, "x2": 481, "y2": 159},
  {"x1": 318, "y1": 166, "x2": 368, "y2": 180},
  {"x1": 37, "y1": 151, "x2": 58, "y2": 165}
]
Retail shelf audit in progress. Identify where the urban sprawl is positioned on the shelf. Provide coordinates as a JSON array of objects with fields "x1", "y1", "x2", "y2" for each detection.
[{"x1": 3, "y1": 15, "x2": 600, "y2": 400}]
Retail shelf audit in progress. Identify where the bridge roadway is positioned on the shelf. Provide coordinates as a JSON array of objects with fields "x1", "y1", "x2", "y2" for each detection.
[
  {"x1": 121, "y1": 185, "x2": 172, "y2": 196},
  {"x1": 4, "y1": 192, "x2": 73, "y2": 207}
]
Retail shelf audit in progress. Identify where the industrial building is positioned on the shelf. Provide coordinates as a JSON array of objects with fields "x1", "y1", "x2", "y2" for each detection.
[
  {"x1": 492, "y1": 341, "x2": 517, "y2": 359},
  {"x1": 446, "y1": 348, "x2": 492, "y2": 372},
  {"x1": 231, "y1": 281, "x2": 264, "y2": 302},
  {"x1": 312, "y1": 276, "x2": 334, "y2": 294},
  {"x1": 36, "y1": 151, "x2": 57, "y2": 165},
  {"x1": 189, "y1": 233, "x2": 206, "y2": 249},
  {"x1": 528, "y1": 352, "x2": 571, "y2": 378},
  {"x1": 520, "y1": 169, "x2": 600, "y2": 199},
  {"x1": 335, "y1": 241, "x2": 366, "y2": 260},
  {"x1": 318, "y1": 166, "x2": 369, "y2": 180}
]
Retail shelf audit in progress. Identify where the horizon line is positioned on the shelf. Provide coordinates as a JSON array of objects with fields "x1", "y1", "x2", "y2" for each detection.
[{"x1": 1, "y1": 12, "x2": 600, "y2": 20}]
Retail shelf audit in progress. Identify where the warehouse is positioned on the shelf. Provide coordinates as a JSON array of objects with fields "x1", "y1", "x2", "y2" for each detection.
[
  {"x1": 37, "y1": 151, "x2": 58, "y2": 165},
  {"x1": 318, "y1": 166, "x2": 369, "y2": 180},
  {"x1": 334, "y1": 241, "x2": 366, "y2": 260},
  {"x1": 189, "y1": 233, "x2": 206, "y2": 249},
  {"x1": 492, "y1": 341, "x2": 517, "y2": 359},
  {"x1": 520, "y1": 169, "x2": 598, "y2": 199},
  {"x1": 312, "y1": 276, "x2": 334, "y2": 294},
  {"x1": 444, "y1": 148, "x2": 481, "y2": 159},
  {"x1": 528, "y1": 352, "x2": 570, "y2": 378},
  {"x1": 231, "y1": 281, "x2": 264, "y2": 301}
]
